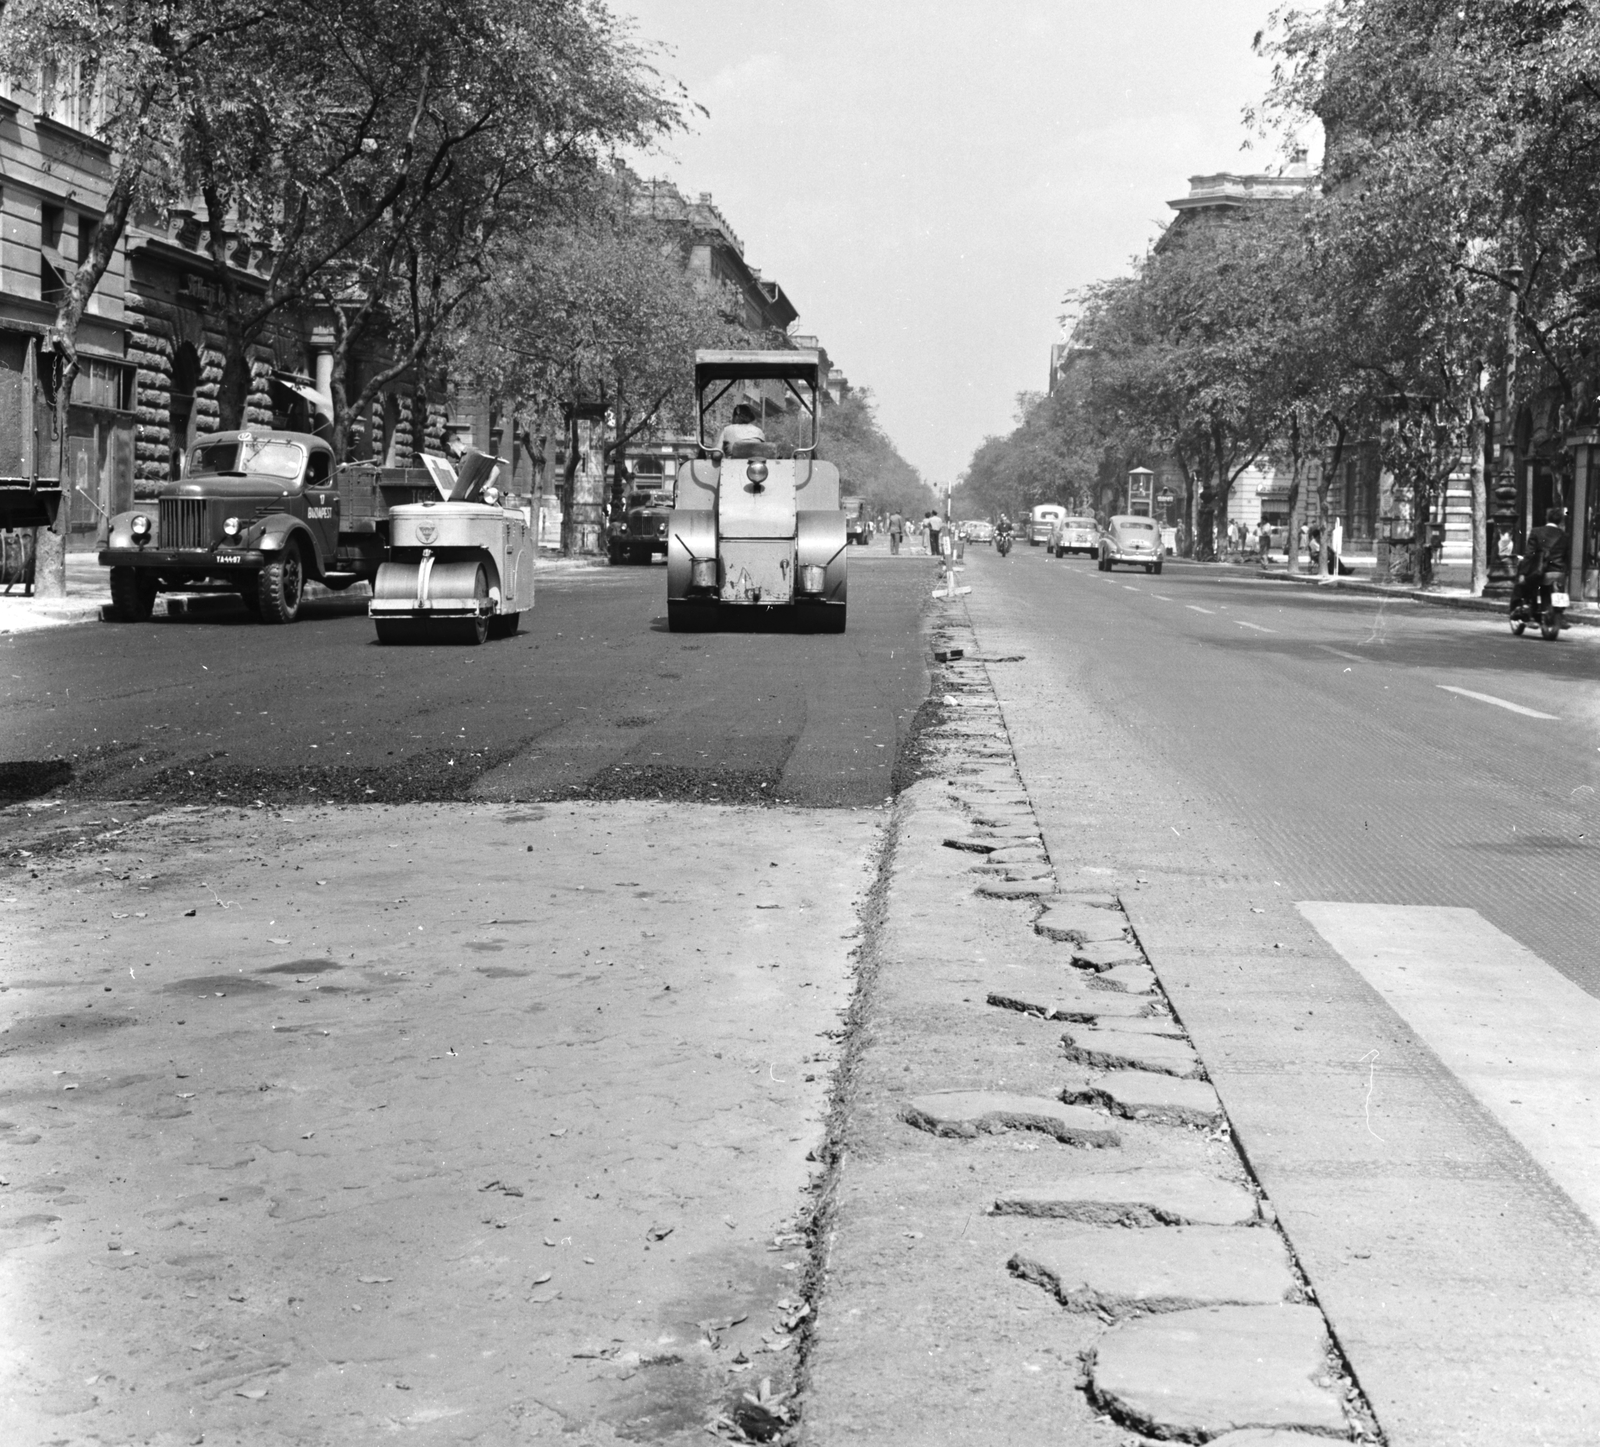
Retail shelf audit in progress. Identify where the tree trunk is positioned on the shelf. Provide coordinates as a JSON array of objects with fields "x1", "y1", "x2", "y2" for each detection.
[
  {"x1": 34, "y1": 164, "x2": 140, "y2": 598},
  {"x1": 1284, "y1": 412, "x2": 1304, "y2": 577},
  {"x1": 1469, "y1": 398, "x2": 1489, "y2": 596}
]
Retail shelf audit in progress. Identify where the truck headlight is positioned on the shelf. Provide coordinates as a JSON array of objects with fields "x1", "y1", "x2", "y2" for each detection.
[
  {"x1": 798, "y1": 564, "x2": 825, "y2": 594},
  {"x1": 222, "y1": 516, "x2": 241, "y2": 538},
  {"x1": 130, "y1": 514, "x2": 151, "y2": 544},
  {"x1": 690, "y1": 558, "x2": 717, "y2": 590},
  {"x1": 746, "y1": 460, "x2": 768, "y2": 486}
]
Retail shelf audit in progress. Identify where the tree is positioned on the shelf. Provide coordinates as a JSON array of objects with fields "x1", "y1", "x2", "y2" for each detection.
[
  {"x1": 0, "y1": 0, "x2": 277, "y2": 595},
  {"x1": 451, "y1": 195, "x2": 747, "y2": 553}
]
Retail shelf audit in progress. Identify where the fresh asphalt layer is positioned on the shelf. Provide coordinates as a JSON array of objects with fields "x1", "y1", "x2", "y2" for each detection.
[
  {"x1": 966, "y1": 542, "x2": 1600, "y2": 1445},
  {"x1": 0, "y1": 550, "x2": 935, "y2": 816}
]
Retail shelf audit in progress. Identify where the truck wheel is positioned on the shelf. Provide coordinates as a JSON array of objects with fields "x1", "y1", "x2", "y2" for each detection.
[
  {"x1": 109, "y1": 567, "x2": 157, "y2": 621},
  {"x1": 488, "y1": 610, "x2": 521, "y2": 640},
  {"x1": 257, "y1": 547, "x2": 304, "y2": 623},
  {"x1": 668, "y1": 600, "x2": 716, "y2": 632}
]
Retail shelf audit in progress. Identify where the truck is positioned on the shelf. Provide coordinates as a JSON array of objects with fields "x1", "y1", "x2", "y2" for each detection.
[
  {"x1": 99, "y1": 428, "x2": 533, "y2": 641},
  {"x1": 843, "y1": 495, "x2": 872, "y2": 546},
  {"x1": 665, "y1": 350, "x2": 847, "y2": 633},
  {"x1": 608, "y1": 480, "x2": 673, "y2": 564},
  {"x1": 1028, "y1": 503, "x2": 1066, "y2": 547}
]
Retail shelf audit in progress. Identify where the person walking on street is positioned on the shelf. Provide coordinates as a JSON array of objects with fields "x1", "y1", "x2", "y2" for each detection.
[
  {"x1": 887, "y1": 510, "x2": 905, "y2": 556},
  {"x1": 927, "y1": 509, "x2": 944, "y2": 559}
]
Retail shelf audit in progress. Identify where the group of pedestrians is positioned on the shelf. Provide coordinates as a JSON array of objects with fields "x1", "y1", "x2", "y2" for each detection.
[
  {"x1": 1215, "y1": 516, "x2": 1347, "y2": 571},
  {"x1": 884, "y1": 509, "x2": 952, "y2": 557}
]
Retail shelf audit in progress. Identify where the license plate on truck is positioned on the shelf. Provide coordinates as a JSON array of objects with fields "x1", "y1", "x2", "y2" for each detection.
[{"x1": 1552, "y1": 592, "x2": 1570, "y2": 608}]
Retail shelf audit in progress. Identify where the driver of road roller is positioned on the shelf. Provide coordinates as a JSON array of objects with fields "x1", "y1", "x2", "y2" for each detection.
[{"x1": 717, "y1": 403, "x2": 767, "y2": 459}]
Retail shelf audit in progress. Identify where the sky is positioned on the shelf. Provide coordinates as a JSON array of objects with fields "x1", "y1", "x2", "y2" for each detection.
[{"x1": 611, "y1": 0, "x2": 1306, "y2": 484}]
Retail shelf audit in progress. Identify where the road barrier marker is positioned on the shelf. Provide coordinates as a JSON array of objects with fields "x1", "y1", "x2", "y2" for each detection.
[{"x1": 1436, "y1": 685, "x2": 1558, "y2": 720}]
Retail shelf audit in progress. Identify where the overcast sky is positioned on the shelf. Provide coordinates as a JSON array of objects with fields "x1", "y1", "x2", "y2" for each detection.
[{"x1": 613, "y1": 0, "x2": 1303, "y2": 483}]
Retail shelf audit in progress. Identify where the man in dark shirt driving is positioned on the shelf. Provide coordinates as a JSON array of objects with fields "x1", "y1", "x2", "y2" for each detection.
[{"x1": 1510, "y1": 507, "x2": 1569, "y2": 612}]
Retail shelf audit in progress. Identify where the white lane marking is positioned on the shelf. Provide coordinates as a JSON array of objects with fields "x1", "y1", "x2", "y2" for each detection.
[
  {"x1": 1316, "y1": 644, "x2": 1368, "y2": 664},
  {"x1": 1436, "y1": 685, "x2": 1559, "y2": 720},
  {"x1": 1123, "y1": 585, "x2": 1141, "y2": 592},
  {"x1": 1235, "y1": 620, "x2": 1274, "y2": 633},
  {"x1": 1151, "y1": 594, "x2": 1173, "y2": 601},
  {"x1": 1186, "y1": 605, "x2": 1214, "y2": 615},
  {"x1": 1299, "y1": 903, "x2": 1600, "y2": 1229}
]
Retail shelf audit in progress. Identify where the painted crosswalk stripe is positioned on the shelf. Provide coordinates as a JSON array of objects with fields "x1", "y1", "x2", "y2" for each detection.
[
  {"x1": 1299, "y1": 903, "x2": 1600, "y2": 1229},
  {"x1": 1436, "y1": 685, "x2": 1558, "y2": 720},
  {"x1": 1186, "y1": 605, "x2": 1214, "y2": 615},
  {"x1": 1235, "y1": 620, "x2": 1274, "y2": 633}
]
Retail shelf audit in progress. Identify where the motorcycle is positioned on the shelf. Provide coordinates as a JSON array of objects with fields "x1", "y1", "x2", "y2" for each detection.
[
  {"x1": 995, "y1": 528, "x2": 1013, "y2": 558},
  {"x1": 1509, "y1": 568, "x2": 1569, "y2": 641}
]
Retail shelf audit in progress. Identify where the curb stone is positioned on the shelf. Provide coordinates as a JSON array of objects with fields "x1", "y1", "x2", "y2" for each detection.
[
  {"x1": 901, "y1": 1091, "x2": 1121, "y2": 1147},
  {"x1": 1086, "y1": 1305, "x2": 1349, "y2": 1439},
  {"x1": 1008, "y1": 1225, "x2": 1298, "y2": 1317},
  {"x1": 993, "y1": 1170, "x2": 1260, "y2": 1227}
]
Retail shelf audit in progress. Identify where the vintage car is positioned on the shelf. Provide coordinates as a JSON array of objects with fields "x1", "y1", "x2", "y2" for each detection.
[
  {"x1": 1098, "y1": 514, "x2": 1164, "y2": 574},
  {"x1": 1028, "y1": 503, "x2": 1066, "y2": 546},
  {"x1": 1049, "y1": 515, "x2": 1100, "y2": 557},
  {"x1": 959, "y1": 519, "x2": 994, "y2": 544},
  {"x1": 666, "y1": 349, "x2": 847, "y2": 632},
  {"x1": 608, "y1": 483, "x2": 672, "y2": 564}
]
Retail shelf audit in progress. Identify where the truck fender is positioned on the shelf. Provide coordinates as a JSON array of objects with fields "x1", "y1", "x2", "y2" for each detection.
[
  {"x1": 666, "y1": 509, "x2": 717, "y2": 600},
  {"x1": 251, "y1": 515, "x2": 322, "y2": 576},
  {"x1": 796, "y1": 510, "x2": 847, "y2": 603},
  {"x1": 105, "y1": 507, "x2": 155, "y2": 550}
]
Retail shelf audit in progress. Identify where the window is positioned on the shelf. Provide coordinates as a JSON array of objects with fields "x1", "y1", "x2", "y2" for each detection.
[
  {"x1": 190, "y1": 437, "x2": 306, "y2": 480},
  {"x1": 36, "y1": 59, "x2": 104, "y2": 134},
  {"x1": 70, "y1": 357, "x2": 132, "y2": 411},
  {"x1": 77, "y1": 213, "x2": 97, "y2": 266}
]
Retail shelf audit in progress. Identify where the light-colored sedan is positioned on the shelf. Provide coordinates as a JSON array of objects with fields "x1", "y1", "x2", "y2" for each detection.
[
  {"x1": 1049, "y1": 515, "x2": 1100, "y2": 557},
  {"x1": 1098, "y1": 514, "x2": 1164, "y2": 574},
  {"x1": 960, "y1": 520, "x2": 994, "y2": 544}
]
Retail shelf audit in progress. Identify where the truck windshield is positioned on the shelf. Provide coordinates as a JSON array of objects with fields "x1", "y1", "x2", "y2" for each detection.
[{"x1": 190, "y1": 438, "x2": 306, "y2": 480}]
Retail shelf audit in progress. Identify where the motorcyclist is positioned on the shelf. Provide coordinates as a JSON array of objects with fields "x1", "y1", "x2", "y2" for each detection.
[
  {"x1": 994, "y1": 514, "x2": 1015, "y2": 555},
  {"x1": 1509, "y1": 507, "x2": 1569, "y2": 615}
]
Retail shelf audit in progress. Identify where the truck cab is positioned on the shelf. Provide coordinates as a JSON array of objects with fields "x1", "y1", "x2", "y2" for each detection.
[{"x1": 100, "y1": 429, "x2": 357, "y2": 623}]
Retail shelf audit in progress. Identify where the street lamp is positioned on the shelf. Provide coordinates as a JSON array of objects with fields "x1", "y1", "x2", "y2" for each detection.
[{"x1": 1485, "y1": 266, "x2": 1524, "y2": 597}]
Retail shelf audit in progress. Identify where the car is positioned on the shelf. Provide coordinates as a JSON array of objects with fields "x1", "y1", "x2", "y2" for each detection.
[
  {"x1": 960, "y1": 519, "x2": 994, "y2": 544},
  {"x1": 1028, "y1": 503, "x2": 1066, "y2": 546},
  {"x1": 1049, "y1": 515, "x2": 1099, "y2": 557},
  {"x1": 1098, "y1": 514, "x2": 1164, "y2": 573}
]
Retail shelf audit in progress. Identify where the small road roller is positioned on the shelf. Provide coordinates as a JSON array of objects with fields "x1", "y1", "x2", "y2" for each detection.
[
  {"x1": 369, "y1": 450, "x2": 534, "y2": 645},
  {"x1": 666, "y1": 349, "x2": 847, "y2": 633}
]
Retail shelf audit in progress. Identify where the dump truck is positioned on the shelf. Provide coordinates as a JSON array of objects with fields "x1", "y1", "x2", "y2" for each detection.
[{"x1": 665, "y1": 350, "x2": 847, "y2": 633}]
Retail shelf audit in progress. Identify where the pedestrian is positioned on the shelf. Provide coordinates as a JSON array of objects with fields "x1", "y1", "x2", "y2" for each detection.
[
  {"x1": 887, "y1": 509, "x2": 905, "y2": 556},
  {"x1": 1258, "y1": 521, "x2": 1271, "y2": 561},
  {"x1": 927, "y1": 509, "x2": 944, "y2": 559}
]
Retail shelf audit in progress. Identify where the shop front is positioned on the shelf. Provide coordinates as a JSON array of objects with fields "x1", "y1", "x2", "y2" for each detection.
[{"x1": 1565, "y1": 430, "x2": 1600, "y2": 602}]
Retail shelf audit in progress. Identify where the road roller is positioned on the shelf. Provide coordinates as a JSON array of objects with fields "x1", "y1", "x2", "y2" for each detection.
[
  {"x1": 369, "y1": 449, "x2": 534, "y2": 644},
  {"x1": 666, "y1": 349, "x2": 847, "y2": 633}
]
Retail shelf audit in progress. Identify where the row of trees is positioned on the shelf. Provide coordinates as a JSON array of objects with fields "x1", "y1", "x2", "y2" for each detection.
[{"x1": 963, "y1": 0, "x2": 1600, "y2": 588}]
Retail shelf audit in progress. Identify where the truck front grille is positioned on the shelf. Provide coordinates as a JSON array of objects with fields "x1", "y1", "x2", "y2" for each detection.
[{"x1": 159, "y1": 499, "x2": 210, "y2": 550}]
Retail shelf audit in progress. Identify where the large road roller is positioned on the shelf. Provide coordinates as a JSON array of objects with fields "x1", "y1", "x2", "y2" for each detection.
[
  {"x1": 666, "y1": 349, "x2": 847, "y2": 633},
  {"x1": 369, "y1": 450, "x2": 534, "y2": 644}
]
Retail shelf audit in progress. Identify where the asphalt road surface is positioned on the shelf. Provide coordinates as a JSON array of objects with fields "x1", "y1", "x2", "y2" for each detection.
[
  {"x1": 0, "y1": 552, "x2": 935, "y2": 816},
  {"x1": 975, "y1": 542, "x2": 1600, "y2": 993}
]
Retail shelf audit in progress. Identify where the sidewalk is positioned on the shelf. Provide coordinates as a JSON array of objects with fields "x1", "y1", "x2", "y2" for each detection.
[{"x1": 1183, "y1": 551, "x2": 1600, "y2": 627}]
